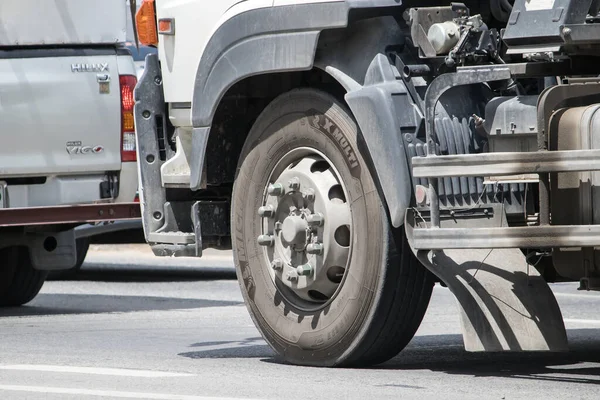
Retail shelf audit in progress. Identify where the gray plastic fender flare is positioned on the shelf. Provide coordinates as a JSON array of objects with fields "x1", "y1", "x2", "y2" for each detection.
[{"x1": 343, "y1": 55, "x2": 417, "y2": 228}]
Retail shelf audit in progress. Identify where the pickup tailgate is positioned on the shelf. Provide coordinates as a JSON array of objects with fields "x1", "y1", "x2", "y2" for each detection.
[{"x1": 0, "y1": 50, "x2": 122, "y2": 177}]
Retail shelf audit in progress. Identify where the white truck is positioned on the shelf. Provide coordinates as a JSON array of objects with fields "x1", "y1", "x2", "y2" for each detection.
[
  {"x1": 134, "y1": 0, "x2": 600, "y2": 367},
  {"x1": 0, "y1": 0, "x2": 140, "y2": 305}
]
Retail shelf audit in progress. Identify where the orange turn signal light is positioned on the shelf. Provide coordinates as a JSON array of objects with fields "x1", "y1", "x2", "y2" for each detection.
[
  {"x1": 158, "y1": 18, "x2": 175, "y2": 35},
  {"x1": 136, "y1": 0, "x2": 158, "y2": 46}
]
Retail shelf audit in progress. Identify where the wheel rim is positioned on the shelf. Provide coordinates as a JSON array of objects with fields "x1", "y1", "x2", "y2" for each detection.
[{"x1": 257, "y1": 148, "x2": 352, "y2": 310}]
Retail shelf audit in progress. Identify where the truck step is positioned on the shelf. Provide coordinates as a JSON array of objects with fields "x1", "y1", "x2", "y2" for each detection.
[
  {"x1": 161, "y1": 131, "x2": 192, "y2": 188},
  {"x1": 147, "y1": 231, "x2": 195, "y2": 245},
  {"x1": 144, "y1": 200, "x2": 230, "y2": 258}
]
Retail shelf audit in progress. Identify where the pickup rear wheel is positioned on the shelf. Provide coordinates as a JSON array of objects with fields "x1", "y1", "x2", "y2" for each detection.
[
  {"x1": 232, "y1": 88, "x2": 434, "y2": 367},
  {"x1": 0, "y1": 247, "x2": 48, "y2": 306}
]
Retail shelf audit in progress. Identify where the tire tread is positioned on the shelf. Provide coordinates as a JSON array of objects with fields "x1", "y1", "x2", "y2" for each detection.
[{"x1": 0, "y1": 247, "x2": 48, "y2": 307}]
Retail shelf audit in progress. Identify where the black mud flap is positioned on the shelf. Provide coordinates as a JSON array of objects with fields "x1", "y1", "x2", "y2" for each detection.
[
  {"x1": 406, "y1": 209, "x2": 568, "y2": 352},
  {"x1": 133, "y1": 53, "x2": 168, "y2": 240},
  {"x1": 134, "y1": 55, "x2": 198, "y2": 256}
]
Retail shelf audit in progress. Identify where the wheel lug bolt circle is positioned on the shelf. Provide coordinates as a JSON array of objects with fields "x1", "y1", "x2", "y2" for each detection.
[
  {"x1": 288, "y1": 177, "x2": 300, "y2": 191},
  {"x1": 307, "y1": 213, "x2": 325, "y2": 227},
  {"x1": 268, "y1": 183, "x2": 284, "y2": 197},
  {"x1": 306, "y1": 243, "x2": 324, "y2": 255},
  {"x1": 296, "y1": 264, "x2": 313, "y2": 276},
  {"x1": 257, "y1": 234, "x2": 274, "y2": 247},
  {"x1": 258, "y1": 205, "x2": 275, "y2": 218}
]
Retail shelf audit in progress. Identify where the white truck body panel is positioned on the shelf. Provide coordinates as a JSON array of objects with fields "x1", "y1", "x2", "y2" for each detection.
[
  {"x1": 155, "y1": 0, "x2": 341, "y2": 103},
  {"x1": 155, "y1": 0, "x2": 272, "y2": 103},
  {"x1": 0, "y1": 0, "x2": 127, "y2": 46}
]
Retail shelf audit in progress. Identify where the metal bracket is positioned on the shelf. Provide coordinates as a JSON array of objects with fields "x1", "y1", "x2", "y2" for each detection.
[
  {"x1": 391, "y1": 53, "x2": 425, "y2": 114},
  {"x1": 192, "y1": 201, "x2": 202, "y2": 257},
  {"x1": 0, "y1": 181, "x2": 6, "y2": 208}
]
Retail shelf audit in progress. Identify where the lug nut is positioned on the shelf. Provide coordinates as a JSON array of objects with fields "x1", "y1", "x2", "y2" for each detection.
[
  {"x1": 303, "y1": 188, "x2": 315, "y2": 202},
  {"x1": 306, "y1": 243, "x2": 324, "y2": 255},
  {"x1": 271, "y1": 259, "x2": 283, "y2": 271},
  {"x1": 296, "y1": 264, "x2": 313, "y2": 276},
  {"x1": 286, "y1": 271, "x2": 299, "y2": 282},
  {"x1": 268, "y1": 183, "x2": 284, "y2": 197},
  {"x1": 307, "y1": 213, "x2": 324, "y2": 227},
  {"x1": 288, "y1": 177, "x2": 301, "y2": 191},
  {"x1": 274, "y1": 221, "x2": 282, "y2": 231},
  {"x1": 257, "y1": 235, "x2": 274, "y2": 247},
  {"x1": 258, "y1": 205, "x2": 275, "y2": 218}
]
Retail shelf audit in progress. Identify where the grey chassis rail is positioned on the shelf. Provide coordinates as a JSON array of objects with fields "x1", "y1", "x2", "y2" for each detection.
[
  {"x1": 412, "y1": 148, "x2": 600, "y2": 249},
  {"x1": 412, "y1": 149, "x2": 600, "y2": 178},
  {"x1": 412, "y1": 225, "x2": 600, "y2": 250},
  {"x1": 0, "y1": 203, "x2": 141, "y2": 227}
]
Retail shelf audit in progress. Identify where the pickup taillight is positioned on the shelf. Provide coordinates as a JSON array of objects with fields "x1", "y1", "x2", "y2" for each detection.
[{"x1": 120, "y1": 75, "x2": 137, "y2": 162}]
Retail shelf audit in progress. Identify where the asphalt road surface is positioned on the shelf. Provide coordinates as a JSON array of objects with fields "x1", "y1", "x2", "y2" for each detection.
[{"x1": 1, "y1": 245, "x2": 600, "y2": 399}]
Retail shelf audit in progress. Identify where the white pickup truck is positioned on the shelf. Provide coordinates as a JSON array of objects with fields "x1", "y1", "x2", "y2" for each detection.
[{"x1": 0, "y1": 0, "x2": 140, "y2": 305}]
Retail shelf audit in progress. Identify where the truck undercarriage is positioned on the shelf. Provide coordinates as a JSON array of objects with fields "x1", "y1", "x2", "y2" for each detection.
[{"x1": 135, "y1": 0, "x2": 600, "y2": 366}]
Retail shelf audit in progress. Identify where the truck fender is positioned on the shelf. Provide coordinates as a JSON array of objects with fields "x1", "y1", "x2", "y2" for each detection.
[
  {"x1": 314, "y1": 16, "x2": 421, "y2": 227},
  {"x1": 342, "y1": 56, "x2": 418, "y2": 228},
  {"x1": 190, "y1": 2, "x2": 349, "y2": 130},
  {"x1": 190, "y1": 3, "x2": 416, "y2": 227}
]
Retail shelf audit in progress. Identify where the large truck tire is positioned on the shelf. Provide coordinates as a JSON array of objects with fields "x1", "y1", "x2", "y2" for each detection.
[
  {"x1": 232, "y1": 88, "x2": 434, "y2": 367},
  {"x1": 0, "y1": 247, "x2": 48, "y2": 306}
]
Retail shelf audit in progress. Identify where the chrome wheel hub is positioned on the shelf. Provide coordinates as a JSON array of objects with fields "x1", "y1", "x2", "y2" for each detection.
[{"x1": 258, "y1": 149, "x2": 352, "y2": 304}]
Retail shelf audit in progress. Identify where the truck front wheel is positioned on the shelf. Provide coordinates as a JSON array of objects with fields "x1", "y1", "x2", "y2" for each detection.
[
  {"x1": 0, "y1": 247, "x2": 48, "y2": 306},
  {"x1": 232, "y1": 88, "x2": 434, "y2": 367}
]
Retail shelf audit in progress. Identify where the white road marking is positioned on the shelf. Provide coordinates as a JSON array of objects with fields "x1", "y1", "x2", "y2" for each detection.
[
  {"x1": 0, "y1": 365, "x2": 194, "y2": 377},
  {"x1": 564, "y1": 318, "x2": 600, "y2": 325},
  {"x1": 0, "y1": 385, "x2": 257, "y2": 400},
  {"x1": 554, "y1": 292, "x2": 600, "y2": 299}
]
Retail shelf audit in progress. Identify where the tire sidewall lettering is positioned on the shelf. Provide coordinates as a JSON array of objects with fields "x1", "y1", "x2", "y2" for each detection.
[{"x1": 306, "y1": 111, "x2": 361, "y2": 179}]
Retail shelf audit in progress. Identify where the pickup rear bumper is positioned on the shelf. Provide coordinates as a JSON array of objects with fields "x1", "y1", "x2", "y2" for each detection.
[
  {"x1": 75, "y1": 219, "x2": 143, "y2": 240},
  {"x1": 0, "y1": 203, "x2": 140, "y2": 227}
]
